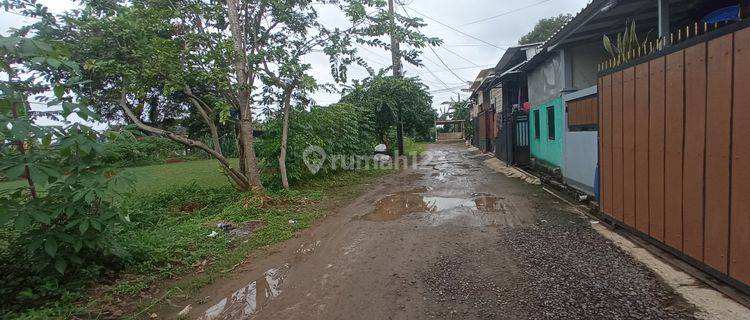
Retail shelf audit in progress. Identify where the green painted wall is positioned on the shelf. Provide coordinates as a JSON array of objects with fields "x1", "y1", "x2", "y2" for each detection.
[{"x1": 530, "y1": 97, "x2": 564, "y2": 167}]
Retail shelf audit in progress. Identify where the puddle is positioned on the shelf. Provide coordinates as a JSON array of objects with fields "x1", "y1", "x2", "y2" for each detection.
[
  {"x1": 472, "y1": 193, "x2": 504, "y2": 213},
  {"x1": 363, "y1": 188, "x2": 432, "y2": 222},
  {"x1": 198, "y1": 265, "x2": 288, "y2": 320},
  {"x1": 364, "y1": 189, "x2": 506, "y2": 222}
]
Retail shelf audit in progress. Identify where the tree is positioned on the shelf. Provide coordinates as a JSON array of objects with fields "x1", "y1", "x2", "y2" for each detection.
[
  {"x1": 1, "y1": 19, "x2": 133, "y2": 278},
  {"x1": 441, "y1": 98, "x2": 473, "y2": 140},
  {"x1": 256, "y1": 0, "x2": 440, "y2": 190},
  {"x1": 519, "y1": 14, "x2": 573, "y2": 45},
  {"x1": 41, "y1": 0, "x2": 439, "y2": 192},
  {"x1": 342, "y1": 75, "x2": 435, "y2": 152}
]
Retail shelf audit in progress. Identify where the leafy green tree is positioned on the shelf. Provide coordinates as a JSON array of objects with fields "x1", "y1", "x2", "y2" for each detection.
[
  {"x1": 0, "y1": 30, "x2": 133, "y2": 279},
  {"x1": 519, "y1": 14, "x2": 572, "y2": 45},
  {"x1": 342, "y1": 75, "x2": 435, "y2": 152},
  {"x1": 251, "y1": 0, "x2": 440, "y2": 189},
  {"x1": 440, "y1": 98, "x2": 473, "y2": 140},
  {"x1": 39, "y1": 0, "x2": 439, "y2": 192}
]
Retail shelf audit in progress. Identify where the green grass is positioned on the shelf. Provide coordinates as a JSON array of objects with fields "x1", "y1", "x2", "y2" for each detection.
[
  {"x1": 0, "y1": 159, "x2": 240, "y2": 194},
  {"x1": 1, "y1": 159, "x2": 393, "y2": 319}
]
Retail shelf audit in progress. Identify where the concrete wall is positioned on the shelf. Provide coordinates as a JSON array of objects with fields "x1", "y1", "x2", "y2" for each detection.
[
  {"x1": 563, "y1": 130, "x2": 598, "y2": 195},
  {"x1": 530, "y1": 97, "x2": 564, "y2": 167},
  {"x1": 570, "y1": 42, "x2": 609, "y2": 90},
  {"x1": 562, "y1": 87, "x2": 599, "y2": 195},
  {"x1": 528, "y1": 54, "x2": 563, "y2": 106}
]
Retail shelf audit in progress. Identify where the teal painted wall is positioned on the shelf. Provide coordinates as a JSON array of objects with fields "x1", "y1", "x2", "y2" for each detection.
[{"x1": 530, "y1": 97, "x2": 564, "y2": 167}]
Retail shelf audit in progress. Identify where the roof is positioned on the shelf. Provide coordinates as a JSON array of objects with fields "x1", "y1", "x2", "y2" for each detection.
[
  {"x1": 469, "y1": 68, "x2": 495, "y2": 93},
  {"x1": 494, "y1": 42, "x2": 541, "y2": 73},
  {"x1": 522, "y1": 0, "x2": 726, "y2": 72}
]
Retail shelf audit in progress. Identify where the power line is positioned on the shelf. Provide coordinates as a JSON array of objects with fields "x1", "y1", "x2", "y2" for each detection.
[
  {"x1": 355, "y1": 43, "x2": 460, "y2": 94},
  {"x1": 431, "y1": 64, "x2": 495, "y2": 73},
  {"x1": 403, "y1": 6, "x2": 507, "y2": 50},
  {"x1": 461, "y1": 0, "x2": 552, "y2": 27},
  {"x1": 400, "y1": 5, "x2": 468, "y2": 84},
  {"x1": 438, "y1": 46, "x2": 480, "y2": 67}
]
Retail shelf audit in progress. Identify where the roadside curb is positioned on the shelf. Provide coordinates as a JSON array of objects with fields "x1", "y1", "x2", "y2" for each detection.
[{"x1": 482, "y1": 157, "x2": 541, "y2": 185}]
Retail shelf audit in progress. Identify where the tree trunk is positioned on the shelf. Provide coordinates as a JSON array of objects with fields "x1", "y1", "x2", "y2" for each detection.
[
  {"x1": 118, "y1": 95, "x2": 250, "y2": 190},
  {"x1": 10, "y1": 101, "x2": 37, "y2": 199},
  {"x1": 279, "y1": 88, "x2": 293, "y2": 190},
  {"x1": 226, "y1": 0, "x2": 265, "y2": 192},
  {"x1": 185, "y1": 87, "x2": 222, "y2": 154},
  {"x1": 4, "y1": 64, "x2": 38, "y2": 199}
]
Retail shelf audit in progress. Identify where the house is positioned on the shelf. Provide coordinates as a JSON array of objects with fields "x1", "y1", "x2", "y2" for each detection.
[
  {"x1": 468, "y1": 68, "x2": 496, "y2": 152},
  {"x1": 490, "y1": 43, "x2": 540, "y2": 167},
  {"x1": 527, "y1": 0, "x2": 750, "y2": 294}
]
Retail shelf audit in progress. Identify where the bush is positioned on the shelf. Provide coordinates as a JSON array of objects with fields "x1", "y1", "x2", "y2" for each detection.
[
  {"x1": 256, "y1": 103, "x2": 377, "y2": 186},
  {"x1": 101, "y1": 132, "x2": 187, "y2": 167}
]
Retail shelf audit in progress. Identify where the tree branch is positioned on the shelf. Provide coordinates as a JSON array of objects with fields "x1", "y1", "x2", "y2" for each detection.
[{"x1": 118, "y1": 93, "x2": 249, "y2": 189}]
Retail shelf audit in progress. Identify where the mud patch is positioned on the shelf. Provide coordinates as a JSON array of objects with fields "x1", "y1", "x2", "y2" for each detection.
[
  {"x1": 363, "y1": 187, "x2": 431, "y2": 222},
  {"x1": 197, "y1": 265, "x2": 289, "y2": 320}
]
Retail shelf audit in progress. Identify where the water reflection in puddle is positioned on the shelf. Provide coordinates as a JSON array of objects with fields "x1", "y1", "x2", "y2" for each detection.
[
  {"x1": 363, "y1": 189, "x2": 503, "y2": 222},
  {"x1": 198, "y1": 265, "x2": 288, "y2": 320},
  {"x1": 363, "y1": 188, "x2": 432, "y2": 222}
]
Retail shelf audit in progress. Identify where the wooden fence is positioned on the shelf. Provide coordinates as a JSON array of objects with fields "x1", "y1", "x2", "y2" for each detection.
[
  {"x1": 598, "y1": 23, "x2": 750, "y2": 293},
  {"x1": 567, "y1": 95, "x2": 599, "y2": 129}
]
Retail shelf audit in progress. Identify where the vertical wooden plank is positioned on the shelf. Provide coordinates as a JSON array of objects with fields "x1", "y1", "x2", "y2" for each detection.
[
  {"x1": 602, "y1": 75, "x2": 613, "y2": 216},
  {"x1": 598, "y1": 77, "x2": 604, "y2": 204},
  {"x1": 665, "y1": 50, "x2": 685, "y2": 251},
  {"x1": 596, "y1": 77, "x2": 604, "y2": 210},
  {"x1": 731, "y1": 27, "x2": 750, "y2": 285},
  {"x1": 622, "y1": 67, "x2": 636, "y2": 228},
  {"x1": 568, "y1": 101, "x2": 577, "y2": 126},
  {"x1": 705, "y1": 34, "x2": 733, "y2": 274},
  {"x1": 683, "y1": 42, "x2": 707, "y2": 261},
  {"x1": 649, "y1": 57, "x2": 666, "y2": 242},
  {"x1": 635, "y1": 63, "x2": 650, "y2": 234},
  {"x1": 612, "y1": 71, "x2": 624, "y2": 222}
]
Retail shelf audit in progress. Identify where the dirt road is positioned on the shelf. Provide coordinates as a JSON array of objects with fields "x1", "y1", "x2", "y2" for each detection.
[{"x1": 174, "y1": 144, "x2": 696, "y2": 320}]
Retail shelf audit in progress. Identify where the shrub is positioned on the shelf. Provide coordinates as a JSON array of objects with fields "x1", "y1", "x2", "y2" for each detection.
[
  {"x1": 101, "y1": 132, "x2": 187, "y2": 167},
  {"x1": 256, "y1": 103, "x2": 377, "y2": 186}
]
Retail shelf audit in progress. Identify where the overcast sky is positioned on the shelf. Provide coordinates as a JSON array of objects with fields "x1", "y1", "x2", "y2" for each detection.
[{"x1": 1, "y1": 0, "x2": 590, "y2": 123}]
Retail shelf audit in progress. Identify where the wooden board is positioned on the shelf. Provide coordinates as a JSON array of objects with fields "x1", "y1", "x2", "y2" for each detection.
[
  {"x1": 634, "y1": 63, "x2": 651, "y2": 234},
  {"x1": 704, "y1": 34, "x2": 733, "y2": 273},
  {"x1": 731, "y1": 27, "x2": 750, "y2": 284},
  {"x1": 598, "y1": 77, "x2": 604, "y2": 207},
  {"x1": 664, "y1": 51, "x2": 685, "y2": 251},
  {"x1": 622, "y1": 67, "x2": 636, "y2": 228},
  {"x1": 612, "y1": 71, "x2": 624, "y2": 222},
  {"x1": 648, "y1": 57, "x2": 666, "y2": 242},
  {"x1": 683, "y1": 42, "x2": 707, "y2": 262},
  {"x1": 602, "y1": 75, "x2": 613, "y2": 216}
]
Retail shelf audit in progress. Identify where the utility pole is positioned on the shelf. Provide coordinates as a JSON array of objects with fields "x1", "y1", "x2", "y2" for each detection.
[{"x1": 389, "y1": 0, "x2": 405, "y2": 156}]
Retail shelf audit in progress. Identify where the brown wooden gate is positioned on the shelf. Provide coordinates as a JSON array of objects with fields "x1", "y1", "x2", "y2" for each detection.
[{"x1": 598, "y1": 24, "x2": 750, "y2": 293}]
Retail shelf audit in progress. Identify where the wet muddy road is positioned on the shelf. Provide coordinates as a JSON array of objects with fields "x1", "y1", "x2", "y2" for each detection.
[{"x1": 171, "y1": 144, "x2": 696, "y2": 320}]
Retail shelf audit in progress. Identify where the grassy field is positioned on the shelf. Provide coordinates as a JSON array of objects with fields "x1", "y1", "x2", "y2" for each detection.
[
  {"x1": 0, "y1": 158, "x2": 395, "y2": 319},
  {"x1": 0, "y1": 158, "x2": 240, "y2": 194}
]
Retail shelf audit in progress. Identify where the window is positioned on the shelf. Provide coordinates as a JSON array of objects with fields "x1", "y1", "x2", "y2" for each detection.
[
  {"x1": 547, "y1": 106, "x2": 556, "y2": 140},
  {"x1": 533, "y1": 109, "x2": 540, "y2": 139}
]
